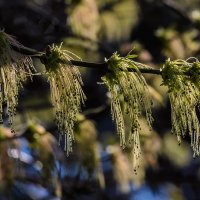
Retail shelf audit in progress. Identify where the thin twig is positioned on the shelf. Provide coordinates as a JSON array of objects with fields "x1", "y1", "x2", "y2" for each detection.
[
  {"x1": 10, "y1": 42, "x2": 195, "y2": 76},
  {"x1": 11, "y1": 43, "x2": 163, "y2": 75},
  {"x1": 11, "y1": 45, "x2": 44, "y2": 57}
]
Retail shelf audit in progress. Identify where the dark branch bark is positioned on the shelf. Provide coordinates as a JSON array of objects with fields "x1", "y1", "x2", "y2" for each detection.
[
  {"x1": 10, "y1": 40, "x2": 194, "y2": 77},
  {"x1": 11, "y1": 43, "x2": 163, "y2": 75}
]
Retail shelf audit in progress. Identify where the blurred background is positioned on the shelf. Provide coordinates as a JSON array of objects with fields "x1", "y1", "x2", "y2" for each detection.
[{"x1": 0, "y1": 0, "x2": 200, "y2": 199}]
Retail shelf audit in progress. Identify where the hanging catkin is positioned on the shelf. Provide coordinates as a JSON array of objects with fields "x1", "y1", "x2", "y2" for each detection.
[
  {"x1": 0, "y1": 31, "x2": 35, "y2": 132},
  {"x1": 162, "y1": 58, "x2": 200, "y2": 157},
  {"x1": 44, "y1": 44, "x2": 86, "y2": 155},
  {"x1": 102, "y1": 52, "x2": 153, "y2": 171}
]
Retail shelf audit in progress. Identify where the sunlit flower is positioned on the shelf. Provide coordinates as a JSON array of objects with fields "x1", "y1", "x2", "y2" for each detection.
[
  {"x1": 0, "y1": 31, "x2": 34, "y2": 132},
  {"x1": 162, "y1": 59, "x2": 200, "y2": 156},
  {"x1": 188, "y1": 60, "x2": 200, "y2": 90},
  {"x1": 44, "y1": 44, "x2": 86, "y2": 155},
  {"x1": 102, "y1": 52, "x2": 153, "y2": 171}
]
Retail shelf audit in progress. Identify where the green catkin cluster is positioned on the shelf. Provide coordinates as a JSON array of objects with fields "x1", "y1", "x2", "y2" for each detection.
[
  {"x1": 162, "y1": 59, "x2": 200, "y2": 157},
  {"x1": 44, "y1": 44, "x2": 86, "y2": 156},
  {"x1": 0, "y1": 31, "x2": 34, "y2": 131},
  {"x1": 102, "y1": 53, "x2": 153, "y2": 171},
  {"x1": 188, "y1": 60, "x2": 200, "y2": 90}
]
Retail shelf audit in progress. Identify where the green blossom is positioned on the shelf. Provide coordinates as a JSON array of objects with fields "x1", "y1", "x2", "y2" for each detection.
[
  {"x1": 102, "y1": 52, "x2": 153, "y2": 171},
  {"x1": 0, "y1": 31, "x2": 34, "y2": 132},
  {"x1": 44, "y1": 44, "x2": 86, "y2": 155},
  {"x1": 188, "y1": 60, "x2": 200, "y2": 89},
  {"x1": 162, "y1": 59, "x2": 200, "y2": 157}
]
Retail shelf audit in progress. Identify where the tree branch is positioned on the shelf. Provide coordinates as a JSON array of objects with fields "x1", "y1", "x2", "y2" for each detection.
[
  {"x1": 10, "y1": 41, "x2": 195, "y2": 77},
  {"x1": 11, "y1": 45, "x2": 44, "y2": 57},
  {"x1": 11, "y1": 43, "x2": 163, "y2": 75},
  {"x1": 11, "y1": 42, "x2": 196, "y2": 77}
]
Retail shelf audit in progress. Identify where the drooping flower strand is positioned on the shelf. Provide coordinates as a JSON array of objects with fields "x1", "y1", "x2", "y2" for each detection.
[
  {"x1": 162, "y1": 59, "x2": 200, "y2": 156},
  {"x1": 0, "y1": 31, "x2": 35, "y2": 132},
  {"x1": 102, "y1": 53, "x2": 153, "y2": 171},
  {"x1": 107, "y1": 82, "x2": 126, "y2": 148},
  {"x1": 43, "y1": 44, "x2": 86, "y2": 155}
]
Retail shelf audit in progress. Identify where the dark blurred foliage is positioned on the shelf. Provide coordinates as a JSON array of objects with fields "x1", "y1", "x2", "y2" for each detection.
[{"x1": 0, "y1": 0, "x2": 200, "y2": 199}]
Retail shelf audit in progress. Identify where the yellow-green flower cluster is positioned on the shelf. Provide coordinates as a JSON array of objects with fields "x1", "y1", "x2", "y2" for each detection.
[
  {"x1": 162, "y1": 59, "x2": 200, "y2": 157},
  {"x1": 102, "y1": 53, "x2": 153, "y2": 171},
  {"x1": 44, "y1": 44, "x2": 86, "y2": 155},
  {"x1": 0, "y1": 31, "x2": 34, "y2": 131},
  {"x1": 188, "y1": 61, "x2": 200, "y2": 90}
]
